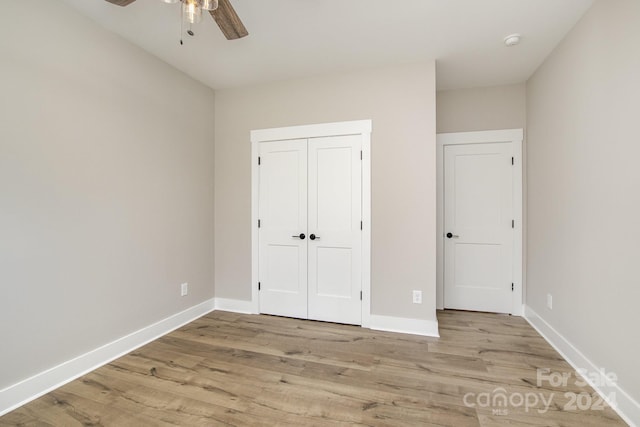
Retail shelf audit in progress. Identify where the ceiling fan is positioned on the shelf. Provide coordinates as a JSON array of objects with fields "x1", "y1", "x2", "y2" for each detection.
[{"x1": 104, "y1": 0, "x2": 248, "y2": 40}]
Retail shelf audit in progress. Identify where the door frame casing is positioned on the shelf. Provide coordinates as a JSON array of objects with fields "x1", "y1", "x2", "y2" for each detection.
[
  {"x1": 436, "y1": 129, "x2": 524, "y2": 316},
  {"x1": 250, "y1": 120, "x2": 372, "y2": 326}
]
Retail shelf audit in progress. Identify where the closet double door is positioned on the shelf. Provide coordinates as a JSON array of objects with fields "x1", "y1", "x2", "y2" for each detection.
[{"x1": 258, "y1": 135, "x2": 362, "y2": 325}]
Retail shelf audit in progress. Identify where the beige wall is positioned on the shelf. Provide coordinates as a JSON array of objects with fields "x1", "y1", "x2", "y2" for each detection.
[
  {"x1": 527, "y1": 0, "x2": 640, "y2": 402},
  {"x1": 0, "y1": 0, "x2": 215, "y2": 389},
  {"x1": 437, "y1": 84, "x2": 526, "y2": 133},
  {"x1": 215, "y1": 62, "x2": 437, "y2": 321}
]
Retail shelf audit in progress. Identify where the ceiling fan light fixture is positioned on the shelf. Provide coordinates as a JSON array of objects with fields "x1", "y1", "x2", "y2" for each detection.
[
  {"x1": 183, "y1": 0, "x2": 202, "y2": 24},
  {"x1": 201, "y1": 0, "x2": 219, "y2": 11},
  {"x1": 161, "y1": 0, "x2": 178, "y2": 4}
]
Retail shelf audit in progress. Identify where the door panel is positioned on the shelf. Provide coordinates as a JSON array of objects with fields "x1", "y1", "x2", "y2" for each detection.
[
  {"x1": 265, "y1": 245, "x2": 303, "y2": 293},
  {"x1": 316, "y1": 247, "x2": 352, "y2": 298},
  {"x1": 258, "y1": 139, "x2": 308, "y2": 319},
  {"x1": 316, "y1": 146, "x2": 353, "y2": 231},
  {"x1": 444, "y1": 143, "x2": 513, "y2": 314},
  {"x1": 307, "y1": 135, "x2": 362, "y2": 324},
  {"x1": 454, "y1": 154, "x2": 503, "y2": 229}
]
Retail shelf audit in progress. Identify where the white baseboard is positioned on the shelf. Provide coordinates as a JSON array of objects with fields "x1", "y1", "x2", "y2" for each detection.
[
  {"x1": 214, "y1": 297, "x2": 256, "y2": 314},
  {"x1": 212, "y1": 298, "x2": 441, "y2": 338},
  {"x1": 369, "y1": 314, "x2": 440, "y2": 337},
  {"x1": 0, "y1": 298, "x2": 216, "y2": 417},
  {"x1": 524, "y1": 305, "x2": 639, "y2": 427}
]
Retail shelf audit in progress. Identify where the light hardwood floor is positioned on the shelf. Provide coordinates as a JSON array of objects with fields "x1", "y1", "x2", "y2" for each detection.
[{"x1": 1, "y1": 310, "x2": 627, "y2": 426}]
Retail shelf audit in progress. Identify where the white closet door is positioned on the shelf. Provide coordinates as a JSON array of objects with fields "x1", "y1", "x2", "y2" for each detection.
[
  {"x1": 443, "y1": 142, "x2": 513, "y2": 313},
  {"x1": 307, "y1": 135, "x2": 362, "y2": 325},
  {"x1": 258, "y1": 139, "x2": 308, "y2": 319}
]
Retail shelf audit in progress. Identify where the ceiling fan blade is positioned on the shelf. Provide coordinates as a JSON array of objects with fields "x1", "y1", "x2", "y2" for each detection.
[
  {"x1": 210, "y1": 0, "x2": 248, "y2": 40},
  {"x1": 104, "y1": 0, "x2": 137, "y2": 6}
]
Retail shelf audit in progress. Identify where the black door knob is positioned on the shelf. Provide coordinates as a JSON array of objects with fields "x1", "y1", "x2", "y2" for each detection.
[
  {"x1": 446, "y1": 232, "x2": 453, "y2": 239},
  {"x1": 299, "y1": 233, "x2": 306, "y2": 240},
  {"x1": 310, "y1": 234, "x2": 316, "y2": 240}
]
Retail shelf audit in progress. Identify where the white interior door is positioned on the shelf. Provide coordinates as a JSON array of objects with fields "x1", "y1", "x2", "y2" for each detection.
[
  {"x1": 258, "y1": 139, "x2": 308, "y2": 318},
  {"x1": 444, "y1": 142, "x2": 513, "y2": 313},
  {"x1": 307, "y1": 135, "x2": 362, "y2": 325}
]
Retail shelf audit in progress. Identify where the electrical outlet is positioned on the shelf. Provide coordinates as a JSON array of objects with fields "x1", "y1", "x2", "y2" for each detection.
[
  {"x1": 181, "y1": 283, "x2": 188, "y2": 297},
  {"x1": 547, "y1": 294, "x2": 553, "y2": 310},
  {"x1": 412, "y1": 290, "x2": 422, "y2": 304}
]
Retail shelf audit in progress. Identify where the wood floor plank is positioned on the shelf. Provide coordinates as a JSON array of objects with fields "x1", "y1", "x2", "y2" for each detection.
[{"x1": 0, "y1": 310, "x2": 628, "y2": 426}]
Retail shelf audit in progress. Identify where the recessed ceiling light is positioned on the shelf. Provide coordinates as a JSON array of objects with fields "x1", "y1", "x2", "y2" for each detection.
[{"x1": 504, "y1": 34, "x2": 522, "y2": 47}]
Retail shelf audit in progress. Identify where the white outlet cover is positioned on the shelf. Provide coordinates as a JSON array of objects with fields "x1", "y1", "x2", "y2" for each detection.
[
  {"x1": 547, "y1": 294, "x2": 552, "y2": 309},
  {"x1": 412, "y1": 290, "x2": 422, "y2": 304},
  {"x1": 181, "y1": 283, "x2": 188, "y2": 296}
]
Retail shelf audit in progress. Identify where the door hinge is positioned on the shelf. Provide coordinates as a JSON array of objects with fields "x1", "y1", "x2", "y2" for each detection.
[
  {"x1": 511, "y1": 156, "x2": 514, "y2": 165},
  {"x1": 511, "y1": 283, "x2": 514, "y2": 292},
  {"x1": 360, "y1": 291, "x2": 363, "y2": 300},
  {"x1": 512, "y1": 219, "x2": 514, "y2": 228},
  {"x1": 258, "y1": 156, "x2": 261, "y2": 165},
  {"x1": 360, "y1": 220, "x2": 363, "y2": 230},
  {"x1": 258, "y1": 282, "x2": 261, "y2": 291},
  {"x1": 360, "y1": 150, "x2": 363, "y2": 160},
  {"x1": 258, "y1": 219, "x2": 261, "y2": 228}
]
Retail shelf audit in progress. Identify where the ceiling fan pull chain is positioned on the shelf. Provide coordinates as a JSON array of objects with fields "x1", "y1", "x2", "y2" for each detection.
[{"x1": 179, "y1": 0, "x2": 184, "y2": 45}]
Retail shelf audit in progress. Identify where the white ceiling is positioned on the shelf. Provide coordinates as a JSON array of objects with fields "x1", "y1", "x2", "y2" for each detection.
[{"x1": 61, "y1": 0, "x2": 594, "y2": 91}]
